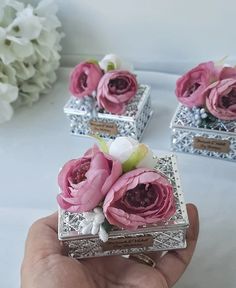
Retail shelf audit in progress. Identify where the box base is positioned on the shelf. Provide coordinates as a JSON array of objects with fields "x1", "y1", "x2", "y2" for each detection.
[
  {"x1": 64, "y1": 230, "x2": 187, "y2": 260},
  {"x1": 171, "y1": 105, "x2": 236, "y2": 162},
  {"x1": 64, "y1": 85, "x2": 153, "y2": 141}
]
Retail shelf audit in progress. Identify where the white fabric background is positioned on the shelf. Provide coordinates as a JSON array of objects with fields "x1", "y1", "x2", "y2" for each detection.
[{"x1": 0, "y1": 69, "x2": 236, "y2": 287}]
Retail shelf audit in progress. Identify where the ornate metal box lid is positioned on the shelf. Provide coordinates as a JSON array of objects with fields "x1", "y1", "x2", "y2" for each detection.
[
  {"x1": 64, "y1": 85, "x2": 151, "y2": 120},
  {"x1": 58, "y1": 155, "x2": 189, "y2": 242},
  {"x1": 63, "y1": 85, "x2": 153, "y2": 140}
]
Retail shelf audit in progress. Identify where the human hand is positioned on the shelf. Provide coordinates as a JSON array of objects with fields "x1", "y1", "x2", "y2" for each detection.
[{"x1": 21, "y1": 203, "x2": 199, "y2": 288}]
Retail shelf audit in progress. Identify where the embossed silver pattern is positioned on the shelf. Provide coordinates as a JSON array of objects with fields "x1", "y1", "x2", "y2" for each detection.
[
  {"x1": 170, "y1": 105, "x2": 236, "y2": 161},
  {"x1": 64, "y1": 85, "x2": 153, "y2": 141},
  {"x1": 58, "y1": 155, "x2": 189, "y2": 259}
]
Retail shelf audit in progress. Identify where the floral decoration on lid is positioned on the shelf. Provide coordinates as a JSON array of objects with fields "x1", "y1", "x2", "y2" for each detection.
[
  {"x1": 175, "y1": 58, "x2": 236, "y2": 125},
  {"x1": 68, "y1": 54, "x2": 138, "y2": 115},
  {"x1": 57, "y1": 136, "x2": 176, "y2": 242}
]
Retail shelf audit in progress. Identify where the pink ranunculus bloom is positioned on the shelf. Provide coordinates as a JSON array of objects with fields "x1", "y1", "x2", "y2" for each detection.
[
  {"x1": 175, "y1": 61, "x2": 219, "y2": 108},
  {"x1": 69, "y1": 61, "x2": 103, "y2": 98},
  {"x1": 97, "y1": 70, "x2": 138, "y2": 114},
  {"x1": 205, "y1": 78, "x2": 236, "y2": 120},
  {"x1": 57, "y1": 145, "x2": 122, "y2": 212},
  {"x1": 219, "y1": 66, "x2": 236, "y2": 80},
  {"x1": 103, "y1": 168, "x2": 176, "y2": 230}
]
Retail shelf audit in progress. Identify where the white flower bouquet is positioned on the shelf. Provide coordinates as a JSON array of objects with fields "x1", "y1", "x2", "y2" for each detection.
[{"x1": 0, "y1": 0, "x2": 63, "y2": 123}]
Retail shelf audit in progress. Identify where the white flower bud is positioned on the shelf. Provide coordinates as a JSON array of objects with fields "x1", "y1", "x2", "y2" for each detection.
[
  {"x1": 91, "y1": 223, "x2": 100, "y2": 235},
  {"x1": 99, "y1": 54, "x2": 133, "y2": 72},
  {"x1": 94, "y1": 207, "x2": 103, "y2": 214},
  {"x1": 78, "y1": 207, "x2": 108, "y2": 242},
  {"x1": 109, "y1": 137, "x2": 139, "y2": 163},
  {"x1": 94, "y1": 213, "x2": 105, "y2": 224}
]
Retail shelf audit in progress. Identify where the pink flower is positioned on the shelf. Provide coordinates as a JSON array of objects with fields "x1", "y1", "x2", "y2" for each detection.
[
  {"x1": 57, "y1": 145, "x2": 122, "y2": 212},
  {"x1": 205, "y1": 79, "x2": 236, "y2": 120},
  {"x1": 69, "y1": 61, "x2": 103, "y2": 98},
  {"x1": 97, "y1": 70, "x2": 138, "y2": 114},
  {"x1": 176, "y1": 61, "x2": 219, "y2": 108},
  {"x1": 219, "y1": 66, "x2": 236, "y2": 81},
  {"x1": 103, "y1": 168, "x2": 176, "y2": 230}
]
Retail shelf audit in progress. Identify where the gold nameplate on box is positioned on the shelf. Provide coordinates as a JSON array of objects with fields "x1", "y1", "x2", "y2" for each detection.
[
  {"x1": 102, "y1": 235, "x2": 154, "y2": 251},
  {"x1": 90, "y1": 120, "x2": 118, "y2": 136},
  {"x1": 193, "y1": 137, "x2": 230, "y2": 153}
]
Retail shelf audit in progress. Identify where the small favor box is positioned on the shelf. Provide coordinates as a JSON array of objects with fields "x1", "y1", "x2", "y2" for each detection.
[
  {"x1": 58, "y1": 155, "x2": 189, "y2": 259},
  {"x1": 170, "y1": 105, "x2": 236, "y2": 161},
  {"x1": 64, "y1": 85, "x2": 153, "y2": 141}
]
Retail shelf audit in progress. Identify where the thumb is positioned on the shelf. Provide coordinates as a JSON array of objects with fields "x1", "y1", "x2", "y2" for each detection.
[{"x1": 23, "y1": 212, "x2": 62, "y2": 265}]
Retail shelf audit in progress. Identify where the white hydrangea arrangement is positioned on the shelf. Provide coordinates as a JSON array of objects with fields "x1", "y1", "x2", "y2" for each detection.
[{"x1": 0, "y1": 0, "x2": 63, "y2": 123}]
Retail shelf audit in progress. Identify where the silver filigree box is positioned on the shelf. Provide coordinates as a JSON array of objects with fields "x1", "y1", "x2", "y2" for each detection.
[
  {"x1": 64, "y1": 85, "x2": 153, "y2": 141},
  {"x1": 58, "y1": 155, "x2": 189, "y2": 259},
  {"x1": 170, "y1": 105, "x2": 236, "y2": 161}
]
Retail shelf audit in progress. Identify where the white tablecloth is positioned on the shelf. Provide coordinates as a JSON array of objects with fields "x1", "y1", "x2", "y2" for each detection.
[{"x1": 0, "y1": 68, "x2": 235, "y2": 288}]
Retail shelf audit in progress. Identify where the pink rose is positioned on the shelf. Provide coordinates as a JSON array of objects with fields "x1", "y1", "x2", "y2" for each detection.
[
  {"x1": 103, "y1": 168, "x2": 176, "y2": 230},
  {"x1": 205, "y1": 78, "x2": 236, "y2": 120},
  {"x1": 69, "y1": 61, "x2": 103, "y2": 98},
  {"x1": 219, "y1": 66, "x2": 236, "y2": 80},
  {"x1": 57, "y1": 145, "x2": 122, "y2": 212},
  {"x1": 97, "y1": 70, "x2": 138, "y2": 114},
  {"x1": 176, "y1": 61, "x2": 219, "y2": 108}
]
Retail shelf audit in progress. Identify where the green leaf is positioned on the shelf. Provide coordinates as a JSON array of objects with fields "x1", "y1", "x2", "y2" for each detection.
[
  {"x1": 214, "y1": 55, "x2": 228, "y2": 67},
  {"x1": 107, "y1": 61, "x2": 115, "y2": 71},
  {"x1": 122, "y1": 144, "x2": 148, "y2": 173},
  {"x1": 91, "y1": 135, "x2": 109, "y2": 153},
  {"x1": 102, "y1": 218, "x2": 113, "y2": 233},
  {"x1": 87, "y1": 59, "x2": 99, "y2": 65}
]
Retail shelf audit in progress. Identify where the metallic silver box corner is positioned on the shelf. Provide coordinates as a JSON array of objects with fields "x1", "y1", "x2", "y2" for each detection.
[
  {"x1": 58, "y1": 155, "x2": 189, "y2": 259},
  {"x1": 170, "y1": 105, "x2": 236, "y2": 161},
  {"x1": 64, "y1": 85, "x2": 153, "y2": 141}
]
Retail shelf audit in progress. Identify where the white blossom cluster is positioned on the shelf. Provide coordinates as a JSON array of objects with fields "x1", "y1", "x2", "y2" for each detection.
[
  {"x1": 79, "y1": 207, "x2": 109, "y2": 242},
  {"x1": 0, "y1": 0, "x2": 63, "y2": 123}
]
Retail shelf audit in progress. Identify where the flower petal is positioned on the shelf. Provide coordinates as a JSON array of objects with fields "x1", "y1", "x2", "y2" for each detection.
[
  {"x1": 11, "y1": 41, "x2": 34, "y2": 59},
  {"x1": 109, "y1": 137, "x2": 138, "y2": 163},
  {"x1": 8, "y1": 6, "x2": 43, "y2": 40},
  {"x1": 122, "y1": 144, "x2": 149, "y2": 172},
  {"x1": 0, "y1": 82, "x2": 18, "y2": 102},
  {"x1": 0, "y1": 99, "x2": 14, "y2": 123}
]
